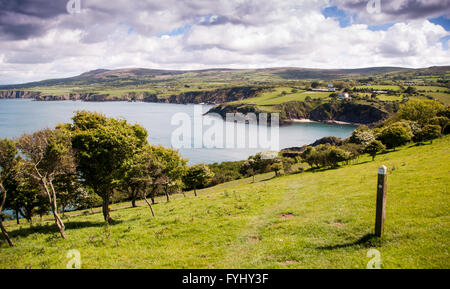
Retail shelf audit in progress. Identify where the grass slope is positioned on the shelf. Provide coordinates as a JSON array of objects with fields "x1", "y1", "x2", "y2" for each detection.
[{"x1": 0, "y1": 137, "x2": 449, "y2": 269}]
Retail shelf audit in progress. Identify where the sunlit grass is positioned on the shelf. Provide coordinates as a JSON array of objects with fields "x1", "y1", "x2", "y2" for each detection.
[{"x1": 1, "y1": 135, "x2": 448, "y2": 268}]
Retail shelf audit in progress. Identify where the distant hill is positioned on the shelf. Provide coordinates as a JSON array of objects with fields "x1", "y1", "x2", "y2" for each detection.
[{"x1": 1, "y1": 66, "x2": 448, "y2": 89}]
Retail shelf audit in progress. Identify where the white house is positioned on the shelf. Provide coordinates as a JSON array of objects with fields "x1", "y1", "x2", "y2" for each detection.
[{"x1": 338, "y1": 93, "x2": 350, "y2": 99}]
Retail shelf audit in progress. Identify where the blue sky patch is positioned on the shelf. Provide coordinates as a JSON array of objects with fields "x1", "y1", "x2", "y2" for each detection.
[
  {"x1": 368, "y1": 23, "x2": 394, "y2": 31},
  {"x1": 157, "y1": 24, "x2": 191, "y2": 38},
  {"x1": 439, "y1": 35, "x2": 450, "y2": 50},
  {"x1": 322, "y1": 6, "x2": 354, "y2": 28},
  {"x1": 430, "y1": 16, "x2": 450, "y2": 31}
]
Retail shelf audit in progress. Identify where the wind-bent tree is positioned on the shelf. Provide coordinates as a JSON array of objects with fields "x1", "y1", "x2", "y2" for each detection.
[
  {"x1": 122, "y1": 145, "x2": 159, "y2": 209},
  {"x1": 4, "y1": 162, "x2": 45, "y2": 224},
  {"x1": 240, "y1": 159, "x2": 256, "y2": 182},
  {"x1": 70, "y1": 111, "x2": 148, "y2": 223},
  {"x1": 53, "y1": 172, "x2": 82, "y2": 216},
  {"x1": 125, "y1": 146, "x2": 165, "y2": 216},
  {"x1": 183, "y1": 164, "x2": 214, "y2": 197},
  {"x1": 17, "y1": 128, "x2": 75, "y2": 239},
  {"x1": 0, "y1": 138, "x2": 17, "y2": 247},
  {"x1": 150, "y1": 145, "x2": 187, "y2": 202},
  {"x1": 269, "y1": 159, "x2": 283, "y2": 176}
]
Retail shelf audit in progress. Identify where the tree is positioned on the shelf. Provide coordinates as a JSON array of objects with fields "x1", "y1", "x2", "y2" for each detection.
[
  {"x1": 428, "y1": 116, "x2": 449, "y2": 134},
  {"x1": 4, "y1": 162, "x2": 44, "y2": 224},
  {"x1": 121, "y1": 144, "x2": 169, "y2": 215},
  {"x1": 327, "y1": 147, "x2": 351, "y2": 168},
  {"x1": 240, "y1": 152, "x2": 275, "y2": 180},
  {"x1": 149, "y1": 146, "x2": 187, "y2": 202},
  {"x1": 377, "y1": 124, "x2": 413, "y2": 150},
  {"x1": 76, "y1": 188, "x2": 102, "y2": 212},
  {"x1": 122, "y1": 146, "x2": 163, "y2": 216},
  {"x1": 53, "y1": 172, "x2": 82, "y2": 216},
  {"x1": 349, "y1": 125, "x2": 375, "y2": 146},
  {"x1": 17, "y1": 128, "x2": 75, "y2": 239},
  {"x1": 0, "y1": 138, "x2": 17, "y2": 247},
  {"x1": 70, "y1": 111, "x2": 148, "y2": 223},
  {"x1": 121, "y1": 156, "x2": 145, "y2": 208},
  {"x1": 240, "y1": 160, "x2": 257, "y2": 182},
  {"x1": 301, "y1": 146, "x2": 318, "y2": 168},
  {"x1": 398, "y1": 99, "x2": 444, "y2": 124},
  {"x1": 415, "y1": 125, "x2": 441, "y2": 144},
  {"x1": 311, "y1": 81, "x2": 320, "y2": 88},
  {"x1": 269, "y1": 160, "x2": 283, "y2": 176},
  {"x1": 183, "y1": 164, "x2": 214, "y2": 196},
  {"x1": 404, "y1": 86, "x2": 417, "y2": 95},
  {"x1": 364, "y1": 140, "x2": 386, "y2": 161},
  {"x1": 281, "y1": 157, "x2": 295, "y2": 173},
  {"x1": 301, "y1": 145, "x2": 351, "y2": 168}
]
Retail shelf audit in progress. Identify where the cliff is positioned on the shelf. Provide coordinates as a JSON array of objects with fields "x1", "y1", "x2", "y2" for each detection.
[
  {"x1": 0, "y1": 90, "x2": 41, "y2": 99},
  {"x1": 0, "y1": 86, "x2": 267, "y2": 104},
  {"x1": 206, "y1": 100, "x2": 396, "y2": 126}
]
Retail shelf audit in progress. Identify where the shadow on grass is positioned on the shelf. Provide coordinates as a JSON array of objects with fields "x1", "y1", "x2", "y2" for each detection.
[
  {"x1": 409, "y1": 142, "x2": 431, "y2": 148},
  {"x1": 304, "y1": 166, "x2": 341, "y2": 173},
  {"x1": 316, "y1": 233, "x2": 382, "y2": 250},
  {"x1": 348, "y1": 160, "x2": 371, "y2": 166},
  {"x1": 261, "y1": 175, "x2": 278, "y2": 182},
  {"x1": 8, "y1": 220, "x2": 123, "y2": 238}
]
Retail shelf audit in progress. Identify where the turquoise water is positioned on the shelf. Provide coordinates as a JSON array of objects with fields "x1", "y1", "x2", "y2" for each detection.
[{"x1": 0, "y1": 99, "x2": 356, "y2": 164}]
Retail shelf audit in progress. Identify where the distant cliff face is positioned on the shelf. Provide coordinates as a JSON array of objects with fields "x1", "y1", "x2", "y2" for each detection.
[
  {"x1": 206, "y1": 100, "x2": 393, "y2": 126},
  {"x1": 0, "y1": 86, "x2": 267, "y2": 104},
  {"x1": 308, "y1": 102, "x2": 390, "y2": 125},
  {"x1": 0, "y1": 90, "x2": 41, "y2": 99}
]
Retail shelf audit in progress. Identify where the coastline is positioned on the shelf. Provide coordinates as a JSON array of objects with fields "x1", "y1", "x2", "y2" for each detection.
[
  {"x1": 287, "y1": 118, "x2": 357, "y2": 126},
  {"x1": 289, "y1": 118, "x2": 317, "y2": 123}
]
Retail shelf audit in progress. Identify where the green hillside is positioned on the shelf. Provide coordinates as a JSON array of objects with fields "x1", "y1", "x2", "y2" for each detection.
[{"x1": 0, "y1": 136, "x2": 449, "y2": 269}]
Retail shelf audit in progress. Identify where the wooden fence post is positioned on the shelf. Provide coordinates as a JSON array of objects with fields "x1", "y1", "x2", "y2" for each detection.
[{"x1": 375, "y1": 165, "x2": 387, "y2": 237}]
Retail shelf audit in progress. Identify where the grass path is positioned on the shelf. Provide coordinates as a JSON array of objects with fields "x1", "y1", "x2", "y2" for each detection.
[{"x1": 217, "y1": 182, "x2": 297, "y2": 268}]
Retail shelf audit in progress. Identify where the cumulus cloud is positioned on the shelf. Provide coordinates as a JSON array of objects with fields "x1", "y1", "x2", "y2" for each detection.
[
  {"x1": 0, "y1": 0, "x2": 448, "y2": 84},
  {"x1": 333, "y1": 0, "x2": 450, "y2": 24}
]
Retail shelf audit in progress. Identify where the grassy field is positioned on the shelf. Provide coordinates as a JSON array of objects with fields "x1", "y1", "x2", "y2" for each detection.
[
  {"x1": 0, "y1": 136, "x2": 449, "y2": 269},
  {"x1": 355, "y1": 85, "x2": 403, "y2": 91},
  {"x1": 234, "y1": 87, "x2": 331, "y2": 106},
  {"x1": 426, "y1": 92, "x2": 450, "y2": 105}
]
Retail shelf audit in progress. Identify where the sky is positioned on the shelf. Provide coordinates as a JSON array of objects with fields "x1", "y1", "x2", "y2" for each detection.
[{"x1": 0, "y1": 0, "x2": 449, "y2": 84}]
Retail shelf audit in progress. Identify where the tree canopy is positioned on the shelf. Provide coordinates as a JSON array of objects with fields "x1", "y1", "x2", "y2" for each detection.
[{"x1": 71, "y1": 111, "x2": 148, "y2": 223}]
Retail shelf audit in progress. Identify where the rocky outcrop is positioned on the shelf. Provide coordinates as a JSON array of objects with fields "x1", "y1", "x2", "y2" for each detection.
[
  {"x1": 0, "y1": 90, "x2": 41, "y2": 99},
  {"x1": 207, "y1": 100, "x2": 392, "y2": 126},
  {"x1": 280, "y1": 136, "x2": 344, "y2": 158},
  {"x1": 0, "y1": 86, "x2": 267, "y2": 104},
  {"x1": 308, "y1": 102, "x2": 389, "y2": 125}
]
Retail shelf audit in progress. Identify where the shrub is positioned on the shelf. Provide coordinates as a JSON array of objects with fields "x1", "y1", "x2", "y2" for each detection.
[
  {"x1": 398, "y1": 99, "x2": 444, "y2": 124},
  {"x1": 364, "y1": 140, "x2": 386, "y2": 161},
  {"x1": 428, "y1": 117, "x2": 449, "y2": 134},
  {"x1": 327, "y1": 147, "x2": 351, "y2": 167},
  {"x1": 301, "y1": 144, "x2": 351, "y2": 168},
  {"x1": 414, "y1": 125, "x2": 441, "y2": 144},
  {"x1": 269, "y1": 161, "x2": 283, "y2": 176},
  {"x1": 208, "y1": 161, "x2": 244, "y2": 186},
  {"x1": 311, "y1": 136, "x2": 343, "y2": 147},
  {"x1": 183, "y1": 164, "x2": 214, "y2": 196},
  {"x1": 281, "y1": 157, "x2": 296, "y2": 173},
  {"x1": 349, "y1": 125, "x2": 375, "y2": 146},
  {"x1": 339, "y1": 142, "x2": 364, "y2": 161},
  {"x1": 378, "y1": 123, "x2": 413, "y2": 150}
]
